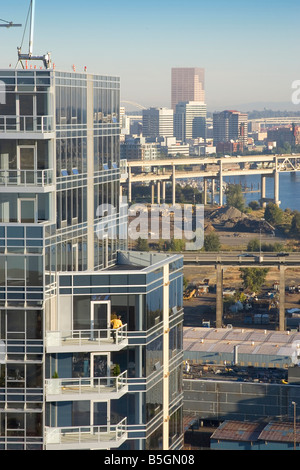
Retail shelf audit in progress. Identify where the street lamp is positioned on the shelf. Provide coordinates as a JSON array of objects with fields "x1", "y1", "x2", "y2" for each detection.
[{"x1": 260, "y1": 218, "x2": 265, "y2": 255}]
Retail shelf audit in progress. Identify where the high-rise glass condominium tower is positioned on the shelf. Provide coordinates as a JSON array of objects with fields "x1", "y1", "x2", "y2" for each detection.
[
  {"x1": 0, "y1": 68, "x2": 184, "y2": 450},
  {"x1": 171, "y1": 68, "x2": 205, "y2": 111}
]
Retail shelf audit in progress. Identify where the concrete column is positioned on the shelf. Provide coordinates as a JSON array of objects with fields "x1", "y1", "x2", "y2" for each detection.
[
  {"x1": 211, "y1": 178, "x2": 215, "y2": 205},
  {"x1": 172, "y1": 165, "x2": 176, "y2": 205},
  {"x1": 128, "y1": 167, "x2": 132, "y2": 203},
  {"x1": 157, "y1": 181, "x2": 161, "y2": 204},
  {"x1": 279, "y1": 265, "x2": 285, "y2": 331},
  {"x1": 86, "y1": 75, "x2": 94, "y2": 270},
  {"x1": 261, "y1": 175, "x2": 266, "y2": 208},
  {"x1": 162, "y1": 181, "x2": 166, "y2": 203},
  {"x1": 219, "y1": 161, "x2": 223, "y2": 206},
  {"x1": 151, "y1": 182, "x2": 155, "y2": 204},
  {"x1": 162, "y1": 264, "x2": 170, "y2": 450},
  {"x1": 203, "y1": 178, "x2": 207, "y2": 205},
  {"x1": 216, "y1": 264, "x2": 223, "y2": 328},
  {"x1": 274, "y1": 170, "x2": 280, "y2": 206}
]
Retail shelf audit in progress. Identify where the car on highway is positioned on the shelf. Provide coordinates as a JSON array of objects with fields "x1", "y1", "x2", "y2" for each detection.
[
  {"x1": 276, "y1": 252, "x2": 290, "y2": 257},
  {"x1": 238, "y1": 253, "x2": 254, "y2": 257}
]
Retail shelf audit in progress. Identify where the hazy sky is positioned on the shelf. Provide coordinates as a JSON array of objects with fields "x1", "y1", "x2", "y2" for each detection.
[{"x1": 1, "y1": 0, "x2": 300, "y2": 111}]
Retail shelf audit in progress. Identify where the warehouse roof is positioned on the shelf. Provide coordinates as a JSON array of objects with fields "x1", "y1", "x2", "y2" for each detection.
[
  {"x1": 211, "y1": 420, "x2": 300, "y2": 444},
  {"x1": 183, "y1": 327, "x2": 300, "y2": 359},
  {"x1": 211, "y1": 421, "x2": 265, "y2": 442}
]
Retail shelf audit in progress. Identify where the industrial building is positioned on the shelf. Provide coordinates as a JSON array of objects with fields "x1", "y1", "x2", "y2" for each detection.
[
  {"x1": 183, "y1": 327, "x2": 300, "y2": 368},
  {"x1": 210, "y1": 420, "x2": 300, "y2": 450},
  {"x1": 183, "y1": 327, "x2": 300, "y2": 449}
]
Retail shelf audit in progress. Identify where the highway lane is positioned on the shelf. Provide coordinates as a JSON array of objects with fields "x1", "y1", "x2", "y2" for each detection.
[{"x1": 182, "y1": 251, "x2": 300, "y2": 267}]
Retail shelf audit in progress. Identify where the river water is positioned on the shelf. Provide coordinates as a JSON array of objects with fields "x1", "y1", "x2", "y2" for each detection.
[{"x1": 223, "y1": 172, "x2": 300, "y2": 211}]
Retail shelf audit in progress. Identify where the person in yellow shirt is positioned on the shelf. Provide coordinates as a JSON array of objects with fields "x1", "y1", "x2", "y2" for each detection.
[{"x1": 111, "y1": 315, "x2": 123, "y2": 343}]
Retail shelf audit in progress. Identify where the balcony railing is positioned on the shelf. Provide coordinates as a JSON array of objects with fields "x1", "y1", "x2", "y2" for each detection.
[
  {"x1": 45, "y1": 371, "x2": 128, "y2": 399},
  {"x1": 0, "y1": 169, "x2": 53, "y2": 187},
  {"x1": 45, "y1": 418, "x2": 127, "y2": 450},
  {"x1": 46, "y1": 324, "x2": 128, "y2": 352},
  {"x1": 0, "y1": 115, "x2": 54, "y2": 133}
]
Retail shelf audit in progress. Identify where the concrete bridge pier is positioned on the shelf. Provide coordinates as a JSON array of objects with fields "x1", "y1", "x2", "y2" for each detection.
[
  {"x1": 274, "y1": 169, "x2": 280, "y2": 206},
  {"x1": 157, "y1": 181, "x2": 161, "y2": 204},
  {"x1": 203, "y1": 178, "x2": 208, "y2": 205},
  {"x1": 172, "y1": 165, "x2": 176, "y2": 205},
  {"x1": 151, "y1": 182, "x2": 155, "y2": 204},
  {"x1": 128, "y1": 167, "x2": 132, "y2": 203},
  {"x1": 219, "y1": 161, "x2": 223, "y2": 206},
  {"x1": 216, "y1": 264, "x2": 223, "y2": 328},
  {"x1": 211, "y1": 178, "x2": 215, "y2": 205},
  {"x1": 162, "y1": 181, "x2": 166, "y2": 204}
]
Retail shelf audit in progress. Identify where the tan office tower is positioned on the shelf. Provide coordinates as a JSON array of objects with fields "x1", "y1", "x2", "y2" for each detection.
[{"x1": 171, "y1": 67, "x2": 205, "y2": 110}]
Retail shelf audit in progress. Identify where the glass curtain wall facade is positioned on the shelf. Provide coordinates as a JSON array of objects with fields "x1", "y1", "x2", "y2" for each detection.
[
  {"x1": 0, "y1": 69, "x2": 125, "y2": 449},
  {"x1": 46, "y1": 252, "x2": 184, "y2": 450},
  {"x1": 0, "y1": 68, "x2": 184, "y2": 450}
]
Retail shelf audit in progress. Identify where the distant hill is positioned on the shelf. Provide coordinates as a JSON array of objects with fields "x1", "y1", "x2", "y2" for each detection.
[{"x1": 208, "y1": 102, "x2": 300, "y2": 118}]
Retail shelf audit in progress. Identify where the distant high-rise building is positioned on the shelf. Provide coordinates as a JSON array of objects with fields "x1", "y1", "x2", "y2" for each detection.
[
  {"x1": 171, "y1": 68, "x2": 205, "y2": 111},
  {"x1": 174, "y1": 101, "x2": 207, "y2": 142},
  {"x1": 142, "y1": 107, "x2": 174, "y2": 138},
  {"x1": 213, "y1": 110, "x2": 248, "y2": 149}
]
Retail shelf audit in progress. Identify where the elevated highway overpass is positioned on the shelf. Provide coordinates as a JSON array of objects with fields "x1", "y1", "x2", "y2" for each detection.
[
  {"x1": 121, "y1": 153, "x2": 300, "y2": 206},
  {"x1": 182, "y1": 251, "x2": 300, "y2": 332}
]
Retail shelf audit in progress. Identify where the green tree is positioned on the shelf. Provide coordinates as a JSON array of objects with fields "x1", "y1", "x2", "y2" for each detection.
[
  {"x1": 248, "y1": 200, "x2": 260, "y2": 211},
  {"x1": 264, "y1": 203, "x2": 283, "y2": 225},
  {"x1": 165, "y1": 239, "x2": 185, "y2": 251},
  {"x1": 135, "y1": 237, "x2": 149, "y2": 251},
  {"x1": 239, "y1": 267, "x2": 269, "y2": 293},
  {"x1": 290, "y1": 212, "x2": 300, "y2": 238},
  {"x1": 225, "y1": 184, "x2": 245, "y2": 211},
  {"x1": 204, "y1": 233, "x2": 220, "y2": 252},
  {"x1": 247, "y1": 239, "x2": 260, "y2": 252}
]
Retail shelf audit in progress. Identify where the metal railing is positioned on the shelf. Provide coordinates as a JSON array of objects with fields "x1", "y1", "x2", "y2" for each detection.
[
  {"x1": 0, "y1": 168, "x2": 53, "y2": 186},
  {"x1": 45, "y1": 417, "x2": 127, "y2": 448},
  {"x1": 46, "y1": 324, "x2": 128, "y2": 349},
  {"x1": 0, "y1": 115, "x2": 53, "y2": 133},
  {"x1": 45, "y1": 371, "x2": 128, "y2": 397}
]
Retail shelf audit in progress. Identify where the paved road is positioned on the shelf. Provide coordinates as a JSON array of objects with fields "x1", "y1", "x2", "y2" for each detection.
[{"x1": 183, "y1": 251, "x2": 300, "y2": 267}]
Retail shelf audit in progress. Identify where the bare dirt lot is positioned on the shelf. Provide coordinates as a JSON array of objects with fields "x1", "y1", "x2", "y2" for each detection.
[{"x1": 183, "y1": 266, "x2": 300, "y2": 329}]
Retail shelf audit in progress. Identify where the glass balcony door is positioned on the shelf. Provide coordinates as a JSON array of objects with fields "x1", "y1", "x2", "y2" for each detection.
[
  {"x1": 17, "y1": 94, "x2": 36, "y2": 131},
  {"x1": 90, "y1": 301, "x2": 111, "y2": 340},
  {"x1": 18, "y1": 198, "x2": 37, "y2": 223},
  {"x1": 92, "y1": 401, "x2": 109, "y2": 427},
  {"x1": 91, "y1": 353, "x2": 110, "y2": 378},
  {"x1": 17, "y1": 145, "x2": 37, "y2": 185}
]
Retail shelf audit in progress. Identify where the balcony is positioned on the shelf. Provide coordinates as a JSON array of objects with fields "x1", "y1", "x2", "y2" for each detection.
[
  {"x1": 0, "y1": 169, "x2": 54, "y2": 190},
  {"x1": 45, "y1": 371, "x2": 128, "y2": 402},
  {"x1": 46, "y1": 324, "x2": 128, "y2": 353},
  {"x1": 0, "y1": 115, "x2": 54, "y2": 138},
  {"x1": 45, "y1": 418, "x2": 127, "y2": 450}
]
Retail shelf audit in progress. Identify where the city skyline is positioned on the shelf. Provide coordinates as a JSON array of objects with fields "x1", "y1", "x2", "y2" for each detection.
[{"x1": 0, "y1": 0, "x2": 300, "y2": 110}]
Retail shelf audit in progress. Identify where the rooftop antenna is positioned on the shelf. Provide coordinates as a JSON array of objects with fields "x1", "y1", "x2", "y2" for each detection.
[{"x1": 17, "y1": 0, "x2": 51, "y2": 69}]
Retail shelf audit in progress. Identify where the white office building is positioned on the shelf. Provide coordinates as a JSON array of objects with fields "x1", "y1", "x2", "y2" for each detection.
[{"x1": 142, "y1": 107, "x2": 174, "y2": 138}]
